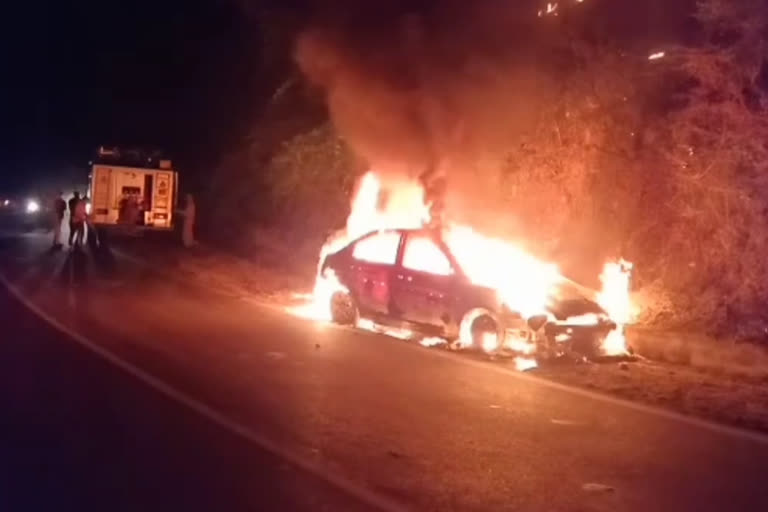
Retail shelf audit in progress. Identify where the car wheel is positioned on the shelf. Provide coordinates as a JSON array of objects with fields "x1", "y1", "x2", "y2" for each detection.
[
  {"x1": 471, "y1": 315, "x2": 501, "y2": 351},
  {"x1": 330, "y1": 291, "x2": 357, "y2": 326},
  {"x1": 570, "y1": 331, "x2": 603, "y2": 359},
  {"x1": 459, "y1": 308, "x2": 503, "y2": 351}
]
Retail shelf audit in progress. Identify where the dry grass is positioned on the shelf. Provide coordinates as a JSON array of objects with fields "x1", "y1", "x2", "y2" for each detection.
[
  {"x1": 627, "y1": 327, "x2": 768, "y2": 381},
  {"x1": 536, "y1": 359, "x2": 768, "y2": 433}
]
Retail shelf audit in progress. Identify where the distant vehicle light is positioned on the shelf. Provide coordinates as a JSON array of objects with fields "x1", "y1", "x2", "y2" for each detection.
[
  {"x1": 26, "y1": 200, "x2": 40, "y2": 214},
  {"x1": 2, "y1": 199, "x2": 9, "y2": 206}
]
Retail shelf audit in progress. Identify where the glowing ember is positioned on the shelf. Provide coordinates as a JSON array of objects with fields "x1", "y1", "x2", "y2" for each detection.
[
  {"x1": 288, "y1": 269, "x2": 348, "y2": 321},
  {"x1": 597, "y1": 259, "x2": 634, "y2": 355},
  {"x1": 356, "y1": 318, "x2": 376, "y2": 331},
  {"x1": 560, "y1": 313, "x2": 601, "y2": 326},
  {"x1": 420, "y1": 337, "x2": 447, "y2": 347},
  {"x1": 481, "y1": 332, "x2": 499, "y2": 353},
  {"x1": 514, "y1": 357, "x2": 538, "y2": 372},
  {"x1": 507, "y1": 335, "x2": 537, "y2": 355}
]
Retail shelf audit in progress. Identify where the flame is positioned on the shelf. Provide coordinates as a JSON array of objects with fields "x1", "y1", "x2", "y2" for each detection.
[
  {"x1": 289, "y1": 170, "x2": 635, "y2": 367},
  {"x1": 357, "y1": 319, "x2": 414, "y2": 340},
  {"x1": 507, "y1": 335, "x2": 537, "y2": 355},
  {"x1": 560, "y1": 313, "x2": 601, "y2": 326},
  {"x1": 515, "y1": 357, "x2": 538, "y2": 372},
  {"x1": 288, "y1": 268, "x2": 348, "y2": 321},
  {"x1": 320, "y1": 172, "x2": 429, "y2": 264},
  {"x1": 420, "y1": 337, "x2": 447, "y2": 347},
  {"x1": 481, "y1": 332, "x2": 499, "y2": 353},
  {"x1": 444, "y1": 226, "x2": 561, "y2": 318},
  {"x1": 597, "y1": 259, "x2": 633, "y2": 355}
]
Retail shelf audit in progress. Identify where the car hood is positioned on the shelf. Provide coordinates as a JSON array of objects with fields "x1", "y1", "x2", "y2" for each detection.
[{"x1": 547, "y1": 280, "x2": 608, "y2": 321}]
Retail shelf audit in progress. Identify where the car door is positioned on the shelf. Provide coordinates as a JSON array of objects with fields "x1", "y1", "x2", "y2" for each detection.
[
  {"x1": 347, "y1": 231, "x2": 402, "y2": 316},
  {"x1": 390, "y1": 233, "x2": 456, "y2": 326}
]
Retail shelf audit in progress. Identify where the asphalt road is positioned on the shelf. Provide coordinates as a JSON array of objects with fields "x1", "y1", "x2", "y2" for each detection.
[
  {"x1": 0, "y1": 254, "x2": 375, "y2": 511},
  {"x1": 2, "y1": 226, "x2": 768, "y2": 511}
]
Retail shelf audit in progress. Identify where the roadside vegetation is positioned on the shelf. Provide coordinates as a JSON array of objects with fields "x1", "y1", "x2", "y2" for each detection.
[{"x1": 203, "y1": 1, "x2": 768, "y2": 356}]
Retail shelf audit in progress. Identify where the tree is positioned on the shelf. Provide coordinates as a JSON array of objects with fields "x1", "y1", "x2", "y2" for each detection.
[
  {"x1": 264, "y1": 123, "x2": 358, "y2": 236},
  {"x1": 638, "y1": 0, "x2": 768, "y2": 335}
]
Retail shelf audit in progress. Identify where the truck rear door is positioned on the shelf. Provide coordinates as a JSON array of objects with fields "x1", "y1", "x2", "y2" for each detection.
[
  {"x1": 151, "y1": 171, "x2": 173, "y2": 228},
  {"x1": 91, "y1": 166, "x2": 112, "y2": 224}
]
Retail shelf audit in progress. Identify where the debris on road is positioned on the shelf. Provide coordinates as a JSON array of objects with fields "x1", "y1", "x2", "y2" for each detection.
[
  {"x1": 581, "y1": 483, "x2": 616, "y2": 494},
  {"x1": 550, "y1": 419, "x2": 584, "y2": 426}
]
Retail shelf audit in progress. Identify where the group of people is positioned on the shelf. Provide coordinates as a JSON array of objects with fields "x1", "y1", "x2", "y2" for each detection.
[
  {"x1": 50, "y1": 190, "x2": 197, "y2": 250},
  {"x1": 52, "y1": 191, "x2": 88, "y2": 249}
]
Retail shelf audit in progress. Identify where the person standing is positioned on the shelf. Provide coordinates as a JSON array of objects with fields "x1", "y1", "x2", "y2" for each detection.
[
  {"x1": 52, "y1": 191, "x2": 66, "y2": 248},
  {"x1": 71, "y1": 195, "x2": 88, "y2": 248},
  {"x1": 181, "y1": 193, "x2": 197, "y2": 248},
  {"x1": 68, "y1": 191, "x2": 81, "y2": 246}
]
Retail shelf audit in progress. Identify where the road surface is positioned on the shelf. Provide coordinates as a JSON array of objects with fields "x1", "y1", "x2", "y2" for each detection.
[{"x1": 1, "y1": 227, "x2": 768, "y2": 511}]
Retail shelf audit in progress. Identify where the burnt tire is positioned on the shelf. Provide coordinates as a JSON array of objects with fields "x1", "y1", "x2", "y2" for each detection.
[
  {"x1": 330, "y1": 291, "x2": 357, "y2": 326},
  {"x1": 569, "y1": 332, "x2": 603, "y2": 359},
  {"x1": 470, "y1": 314, "x2": 501, "y2": 351}
]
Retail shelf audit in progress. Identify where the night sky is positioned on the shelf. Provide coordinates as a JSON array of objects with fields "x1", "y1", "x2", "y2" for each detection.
[
  {"x1": 0, "y1": 0, "x2": 694, "y2": 196},
  {"x1": 1, "y1": 0, "x2": 270, "y2": 194}
]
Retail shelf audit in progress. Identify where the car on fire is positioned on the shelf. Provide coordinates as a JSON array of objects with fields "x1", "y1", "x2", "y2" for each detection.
[{"x1": 320, "y1": 228, "x2": 617, "y2": 357}]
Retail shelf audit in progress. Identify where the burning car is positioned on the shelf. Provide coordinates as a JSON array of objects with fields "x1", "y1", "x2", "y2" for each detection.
[{"x1": 318, "y1": 226, "x2": 617, "y2": 358}]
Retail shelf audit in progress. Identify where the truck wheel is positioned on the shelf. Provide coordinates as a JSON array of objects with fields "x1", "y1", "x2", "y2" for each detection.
[{"x1": 330, "y1": 292, "x2": 357, "y2": 326}]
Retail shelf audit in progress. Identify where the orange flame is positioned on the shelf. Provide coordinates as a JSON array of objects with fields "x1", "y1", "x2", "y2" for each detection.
[
  {"x1": 444, "y1": 226, "x2": 561, "y2": 318},
  {"x1": 290, "y1": 171, "x2": 635, "y2": 367},
  {"x1": 597, "y1": 259, "x2": 633, "y2": 355}
]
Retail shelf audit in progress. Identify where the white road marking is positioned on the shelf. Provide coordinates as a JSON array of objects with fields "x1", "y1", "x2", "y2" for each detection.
[{"x1": 0, "y1": 273, "x2": 409, "y2": 512}]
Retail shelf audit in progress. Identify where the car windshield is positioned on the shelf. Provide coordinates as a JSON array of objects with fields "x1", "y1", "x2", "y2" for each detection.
[{"x1": 402, "y1": 235, "x2": 453, "y2": 275}]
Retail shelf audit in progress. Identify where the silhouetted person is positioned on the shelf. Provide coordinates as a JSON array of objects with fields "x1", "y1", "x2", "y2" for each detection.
[
  {"x1": 68, "y1": 191, "x2": 81, "y2": 246},
  {"x1": 52, "y1": 191, "x2": 66, "y2": 248},
  {"x1": 72, "y1": 196, "x2": 87, "y2": 247},
  {"x1": 178, "y1": 193, "x2": 197, "y2": 248}
]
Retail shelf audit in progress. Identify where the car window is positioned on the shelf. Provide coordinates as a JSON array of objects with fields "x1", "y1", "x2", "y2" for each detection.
[
  {"x1": 402, "y1": 236, "x2": 453, "y2": 276},
  {"x1": 352, "y1": 231, "x2": 401, "y2": 265}
]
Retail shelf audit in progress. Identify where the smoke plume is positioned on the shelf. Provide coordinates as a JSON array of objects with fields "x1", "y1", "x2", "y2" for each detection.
[{"x1": 296, "y1": 0, "x2": 566, "y2": 228}]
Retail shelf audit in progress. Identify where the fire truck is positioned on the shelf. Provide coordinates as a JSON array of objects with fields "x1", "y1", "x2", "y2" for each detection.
[{"x1": 87, "y1": 146, "x2": 179, "y2": 230}]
